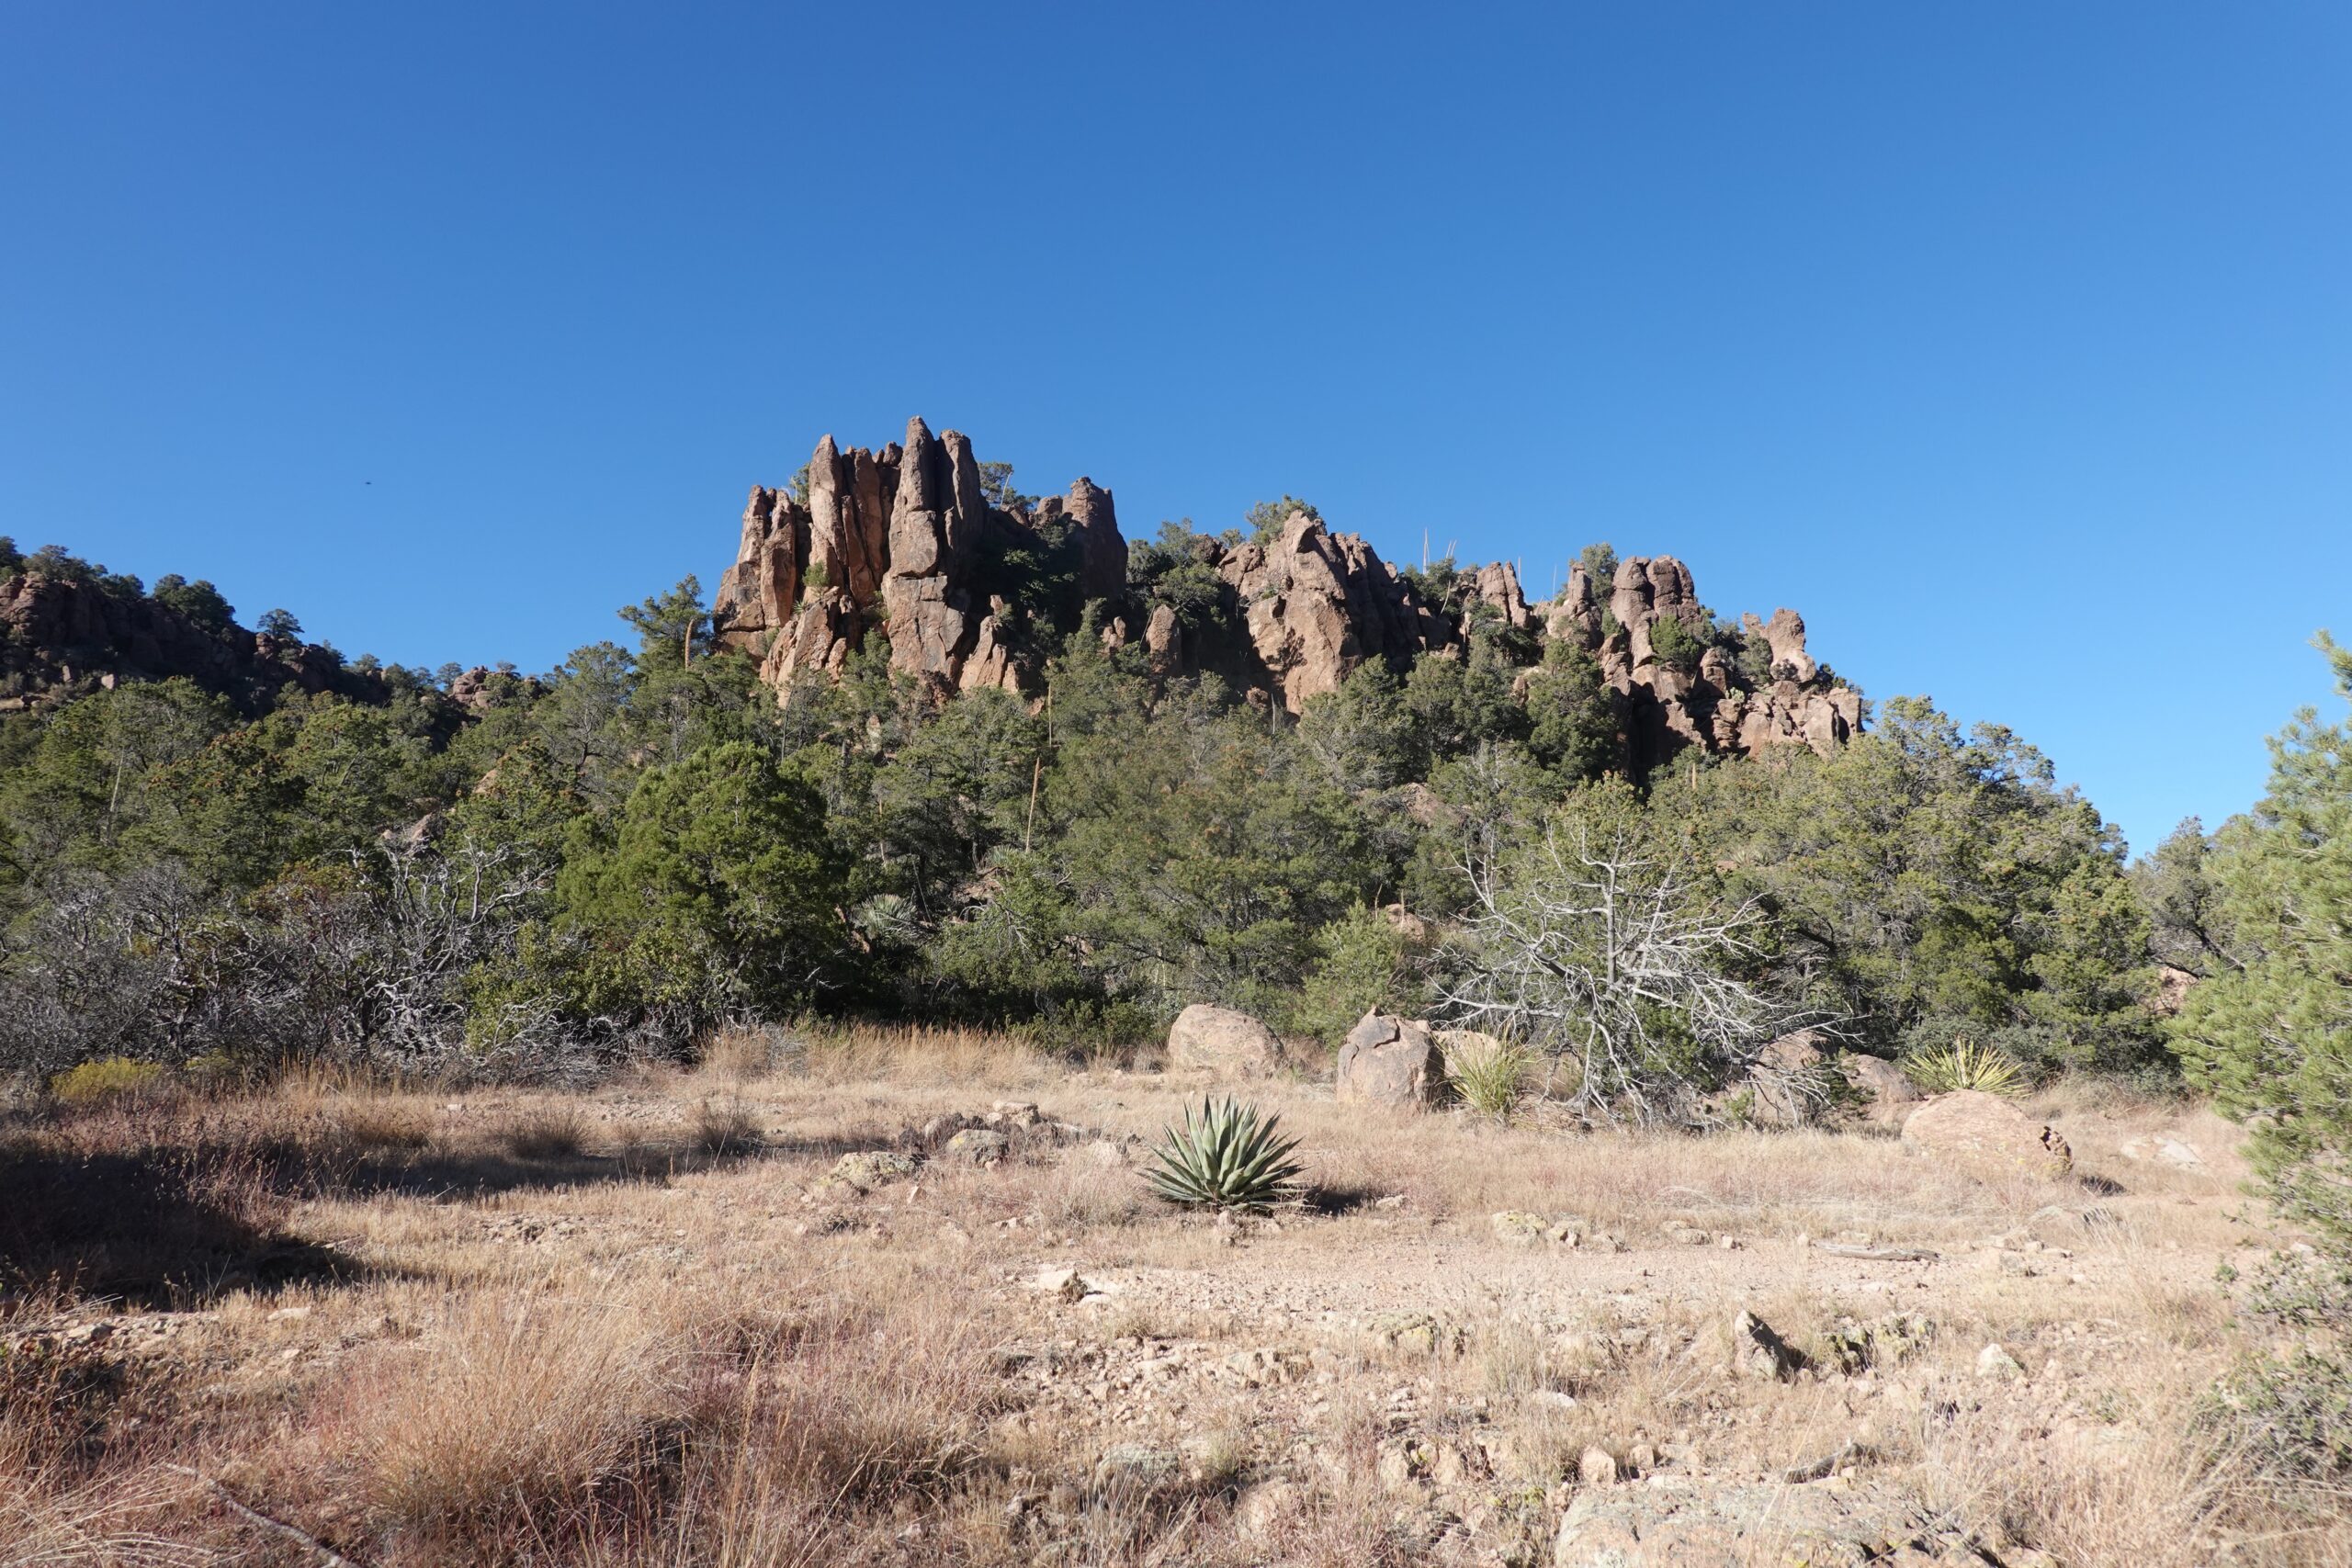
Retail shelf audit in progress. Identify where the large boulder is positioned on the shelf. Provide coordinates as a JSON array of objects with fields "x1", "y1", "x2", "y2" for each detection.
[
  {"x1": 1337, "y1": 1012, "x2": 1442, "y2": 1108},
  {"x1": 1901, "y1": 1091, "x2": 2073, "y2": 1181},
  {"x1": 1837, "y1": 1052, "x2": 1923, "y2": 1124},
  {"x1": 1744, "y1": 1028, "x2": 1830, "y2": 1126},
  {"x1": 1165, "y1": 1004, "x2": 1283, "y2": 1079}
]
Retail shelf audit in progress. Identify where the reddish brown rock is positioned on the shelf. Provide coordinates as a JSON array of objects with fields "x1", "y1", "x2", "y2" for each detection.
[
  {"x1": 1337, "y1": 1012, "x2": 1442, "y2": 1108},
  {"x1": 1166, "y1": 1004, "x2": 1284, "y2": 1079},
  {"x1": 1837, "y1": 1053, "x2": 1923, "y2": 1124},
  {"x1": 1901, "y1": 1091, "x2": 2073, "y2": 1181},
  {"x1": 708, "y1": 420, "x2": 1865, "y2": 770}
]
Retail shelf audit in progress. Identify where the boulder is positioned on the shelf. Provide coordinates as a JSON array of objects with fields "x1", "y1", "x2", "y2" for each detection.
[
  {"x1": 1336, "y1": 1012, "x2": 1442, "y2": 1108},
  {"x1": 1165, "y1": 1004, "x2": 1283, "y2": 1078},
  {"x1": 1746, "y1": 1027, "x2": 1830, "y2": 1126},
  {"x1": 1836, "y1": 1052, "x2": 1923, "y2": 1123},
  {"x1": 1901, "y1": 1091, "x2": 2073, "y2": 1181}
]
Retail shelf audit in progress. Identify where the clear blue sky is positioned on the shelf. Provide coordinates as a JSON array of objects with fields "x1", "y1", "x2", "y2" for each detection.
[{"x1": 5, "y1": 3, "x2": 2346, "y2": 853}]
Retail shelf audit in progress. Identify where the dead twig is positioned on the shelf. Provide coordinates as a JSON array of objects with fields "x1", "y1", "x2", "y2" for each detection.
[{"x1": 163, "y1": 1464, "x2": 364, "y2": 1568}]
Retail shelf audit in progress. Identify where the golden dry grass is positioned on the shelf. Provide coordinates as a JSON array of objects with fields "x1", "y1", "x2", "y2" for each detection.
[{"x1": 0, "y1": 1031, "x2": 2340, "y2": 1566}]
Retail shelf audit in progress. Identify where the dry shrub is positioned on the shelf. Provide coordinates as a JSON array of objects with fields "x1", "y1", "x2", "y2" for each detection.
[
  {"x1": 332, "y1": 1095, "x2": 432, "y2": 1152},
  {"x1": 698, "y1": 1026, "x2": 789, "y2": 1084},
  {"x1": 694, "y1": 1095, "x2": 763, "y2": 1156},
  {"x1": 0, "y1": 1456, "x2": 211, "y2": 1568},
  {"x1": 342, "y1": 1292, "x2": 689, "y2": 1537},
  {"x1": 496, "y1": 1104, "x2": 589, "y2": 1160},
  {"x1": 48, "y1": 1058, "x2": 170, "y2": 1109},
  {"x1": 798, "y1": 1022, "x2": 1047, "y2": 1088}
]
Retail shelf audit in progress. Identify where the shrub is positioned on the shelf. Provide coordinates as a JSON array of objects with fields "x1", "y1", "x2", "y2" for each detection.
[
  {"x1": 1447, "y1": 1035, "x2": 1532, "y2": 1121},
  {"x1": 498, "y1": 1105, "x2": 588, "y2": 1159},
  {"x1": 50, "y1": 1057, "x2": 167, "y2": 1106},
  {"x1": 1905, "y1": 1038, "x2": 2026, "y2": 1097},
  {"x1": 1143, "y1": 1098, "x2": 1303, "y2": 1213}
]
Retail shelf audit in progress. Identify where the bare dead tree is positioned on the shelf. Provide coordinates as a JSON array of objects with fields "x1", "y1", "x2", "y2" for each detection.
[{"x1": 1440, "y1": 801, "x2": 1802, "y2": 1124}]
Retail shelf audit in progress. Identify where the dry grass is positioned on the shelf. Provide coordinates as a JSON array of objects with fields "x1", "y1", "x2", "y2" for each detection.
[
  {"x1": 1, "y1": 1042, "x2": 2343, "y2": 1566},
  {"x1": 495, "y1": 1102, "x2": 591, "y2": 1159}
]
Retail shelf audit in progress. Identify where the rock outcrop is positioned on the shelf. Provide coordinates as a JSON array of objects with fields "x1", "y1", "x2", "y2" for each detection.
[
  {"x1": 2, "y1": 570, "x2": 390, "y2": 714},
  {"x1": 716, "y1": 419, "x2": 1864, "y2": 768},
  {"x1": 715, "y1": 417, "x2": 1131, "y2": 700}
]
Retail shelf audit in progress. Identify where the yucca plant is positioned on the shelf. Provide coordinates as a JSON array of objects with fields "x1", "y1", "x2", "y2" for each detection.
[
  {"x1": 1448, "y1": 1038, "x2": 1534, "y2": 1121},
  {"x1": 1906, "y1": 1037, "x2": 2027, "y2": 1098},
  {"x1": 1143, "y1": 1098, "x2": 1305, "y2": 1213}
]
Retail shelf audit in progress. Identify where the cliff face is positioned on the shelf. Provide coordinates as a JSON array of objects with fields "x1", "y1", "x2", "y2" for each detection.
[
  {"x1": 1, "y1": 571, "x2": 383, "y2": 713},
  {"x1": 716, "y1": 418, "x2": 1864, "y2": 767}
]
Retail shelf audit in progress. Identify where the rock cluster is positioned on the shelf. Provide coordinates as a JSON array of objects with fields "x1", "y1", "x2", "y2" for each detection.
[
  {"x1": 715, "y1": 417, "x2": 1129, "y2": 699},
  {"x1": 1545, "y1": 554, "x2": 1861, "y2": 770},
  {"x1": 716, "y1": 419, "x2": 1865, "y2": 768}
]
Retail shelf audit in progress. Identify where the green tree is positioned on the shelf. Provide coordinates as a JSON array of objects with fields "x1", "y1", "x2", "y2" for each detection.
[
  {"x1": 1523, "y1": 639, "x2": 1621, "y2": 783},
  {"x1": 1656, "y1": 696, "x2": 2156, "y2": 1070},
  {"x1": 556, "y1": 741, "x2": 847, "y2": 1028},
  {"x1": 151, "y1": 573, "x2": 237, "y2": 633},
  {"x1": 1294, "y1": 906, "x2": 1426, "y2": 1047},
  {"x1": 2172, "y1": 636, "x2": 2352, "y2": 1242},
  {"x1": 1244, "y1": 495, "x2": 1322, "y2": 544}
]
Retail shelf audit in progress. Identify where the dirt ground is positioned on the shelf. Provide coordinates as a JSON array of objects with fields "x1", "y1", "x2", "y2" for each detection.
[{"x1": 2, "y1": 1031, "x2": 2339, "y2": 1567}]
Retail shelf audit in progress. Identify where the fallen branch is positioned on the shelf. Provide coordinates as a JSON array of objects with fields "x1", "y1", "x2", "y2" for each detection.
[
  {"x1": 1811, "y1": 1242, "x2": 1939, "y2": 1262},
  {"x1": 163, "y1": 1465, "x2": 363, "y2": 1568}
]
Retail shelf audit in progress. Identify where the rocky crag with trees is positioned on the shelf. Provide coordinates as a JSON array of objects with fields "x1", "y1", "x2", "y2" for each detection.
[{"x1": 715, "y1": 417, "x2": 1860, "y2": 778}]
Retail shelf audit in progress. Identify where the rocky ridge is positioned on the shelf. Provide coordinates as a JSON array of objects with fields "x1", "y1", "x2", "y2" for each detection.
[
  {"x1": 1, "y1": 569, "x2": 389, "y2": 714},
  {"x1": 717, "y1": 418, "x2": 1863, "y2": 769}
]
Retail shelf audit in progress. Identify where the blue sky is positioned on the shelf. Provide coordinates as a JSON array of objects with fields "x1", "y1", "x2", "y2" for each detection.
[{"x1": 5, "y1": 3, "x2": 2346, "y2": 853}]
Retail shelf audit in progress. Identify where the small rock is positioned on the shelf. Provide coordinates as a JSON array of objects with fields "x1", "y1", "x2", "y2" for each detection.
[
  {"x1": 1578, "y1": 1446, "x2": 1620, "y2": 1487},
  {"x1": 944, "y1": 1128, "x2": 1011, "y2": 1164},
  {"x1": 1093, "y1": 1443, "x2": 1181, "y2": 1494},
  {"x1": 2120, "y1": 1134, "x2": 2204, "y2": 1169},
  {"x1": 1237, "y1": 1480, "x2": 1303, "y2": 1537},
  {"x1": 821, "y1": 1150, "x2": 918, "y2": 1193},
  {"x1": 1976, "y1": 1343, "x2": 2025, "y2": 1380},
  {"x1": 1731, "y1": 1309, "x2": 1803, "y2": 1381},
  {"x1": 1031, "y1": 1266, "x2": 1090, "y2": 1303},
  {"x1": 1492, "y1": 1210, "x2": 1551, "y2": 1247}
]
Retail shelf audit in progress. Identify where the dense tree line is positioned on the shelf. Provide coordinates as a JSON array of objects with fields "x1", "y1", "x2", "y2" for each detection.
[{"x1": 2, "y1": 527, "x2": 2171, "y2": 1092}]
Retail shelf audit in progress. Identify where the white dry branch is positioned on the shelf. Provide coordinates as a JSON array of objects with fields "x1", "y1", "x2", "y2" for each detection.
[{"x1": 1441, "y1": 809, "x2": 1795, "y2": 1124}]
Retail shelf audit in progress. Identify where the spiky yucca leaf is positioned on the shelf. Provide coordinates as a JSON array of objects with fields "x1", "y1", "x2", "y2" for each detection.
[
  {"x1": 1143, "y1": 1097, "x2": 1304, "y2": 1213},
  {"x1": 1907, "y1": 1037, "x2": 2027, "y2": 1098}
]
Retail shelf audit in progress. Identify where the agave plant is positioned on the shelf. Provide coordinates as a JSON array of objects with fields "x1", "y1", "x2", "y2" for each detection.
[
  {"x1": 1143, "y1": 1098, "x2": 1305, "y2": 1213},
  {"x1": 1906, "y1": 1037, "x2": 2026, "y2": 1098}
]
